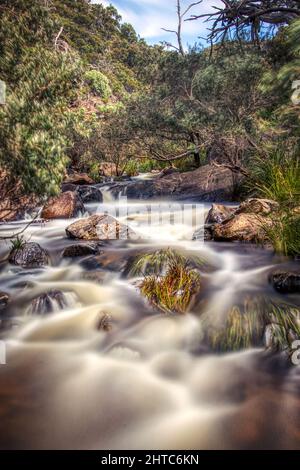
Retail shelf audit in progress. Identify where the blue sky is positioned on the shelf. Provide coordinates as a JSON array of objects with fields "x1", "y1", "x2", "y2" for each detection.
[{"x1": 92, "y1": 0, "x2": 221, "y2": 47}]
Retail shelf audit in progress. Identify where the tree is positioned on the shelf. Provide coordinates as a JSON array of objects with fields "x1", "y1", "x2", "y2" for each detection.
[
  {"x1": 162, "y1": 0, "x2": 203, "y2": 55},
  {"x1": 0, "y1": 0, "x2": 83, "y2": 215},
  {"x1": 187, "y1": 0, "x2": 300, "y2": 44},
  {"x1": 125, "y1": 43, "x2": 266, "y2": 172}
]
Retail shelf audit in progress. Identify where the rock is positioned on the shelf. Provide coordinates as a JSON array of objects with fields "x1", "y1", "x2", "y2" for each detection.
[
  {"x1": 9, "y1": 242, "x2": 49, "y2": 268},
  {"x1": 65, "y1": 214, "x2": 136, "y2": 241},
  {"x1": 77, "y1": 185, "x2": 103, "y2": 203},
  {"x1": 99, "y1": 162, "x2": 117, "y2": 177},
  {"x1": 62, "y1": 243, "x2": 100, "y2": 258},
  {"x1": 236, "y1": 198, "x2": 279, "y2": 216},
  {"x1": 61, "y1": 183, "x2": 77, "y2": 193},
  {"x1": 269, "y1": 270, "x2": 300, "y2": 294},
  {"x1": 81, "y1": 270, "x2": 108, "y2": 284},
  {"x1": 96, "y1": 312, "x2": 112, "y2": 331},
  {"x1": 213, "y1": 213, "x2": 270, "y2": 243},
  {"x1": 64, "y1": 172, "x2": 95, "y2": 186},
  {"x1": 192, "y1": 224, "x2": 213, "y2": 241},
  {"x1": 41, "y1": 191, "x2": 84, "y2": 219},
  {"x1": 205, "y1": 204, "x2": 236, "y2": 224},
  {"x1": 30, "y1": 290, "x2": 68, "y2": 315},
  {"x1": 0, "y1": 292, "x2": 10, "y2": 308},
  {"x1": 158, "y1": 167, "x2": 179, "y2": 178},
  {"x1": 126, "y1": 164, "x2": 238, "y2": 201}
]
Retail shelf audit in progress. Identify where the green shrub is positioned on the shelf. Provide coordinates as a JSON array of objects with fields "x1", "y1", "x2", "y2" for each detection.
[
  {"x1": 131, "y1": 249, "x2": 202, "y2": 314},
  {"x1": 249, "y1": 150, "x2": 300, "y2": 205},
  {"x1": 264, "y1": 212, "x2": 300, "y2": 256},
  {"x1": 84, "y1": 70, "x2": 111, "y2": 100},
  {"x1": 207, "y1": 298, "x2": 300, "y2": 352}
]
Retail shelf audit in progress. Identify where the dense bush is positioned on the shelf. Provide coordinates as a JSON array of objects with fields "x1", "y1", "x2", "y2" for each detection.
[{"x1": 84, "y1": 70, "x2": 111, "y2": 100}]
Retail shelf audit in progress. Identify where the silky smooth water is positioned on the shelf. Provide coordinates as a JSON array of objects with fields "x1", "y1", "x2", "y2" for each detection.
[{"x1": 0, "y1": 194, "x2": 299, "y2": 449}]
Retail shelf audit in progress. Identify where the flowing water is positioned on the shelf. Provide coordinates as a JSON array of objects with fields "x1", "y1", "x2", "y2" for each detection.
[{"x1": 0, "y1": 186, "x2": 300, "y2": 450}]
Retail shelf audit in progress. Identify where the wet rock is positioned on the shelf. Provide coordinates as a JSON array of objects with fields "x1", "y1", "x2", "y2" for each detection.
[
  {"x1": 41, "y1": 191, "x2": 84, "y2": 219},
  {"x1": 269, "y1": 270, "x2": 300, "y2": 294},
  {"x1": 205, "y1": 204, "x2": 236, "y2": 224},
  {"x1": 77, "y1": 185, "x2": 103, "y2": 203},
  {"x1": 30, "y1": 290, "x2": 68, "y2": 315},
  {"x1": 236, "y1": 198, "x2": 279, "y2": 216},
  {"x1": 64, "y1": 172, "x2": 95, "y2": 185},
  {"x1": 0, "y1": 292, "x2": 10, "y2": 308},
  {"x1": 213, "y1": 213, "x2": 271, "y2": 243},
  {"x1": 62, "y1": 243, "x2": 100, "y2": 258},
  {"x1": 66, "y1": 214, "x2": 136, "y2": 241},
  {"x1": 126, "y1": 164, "x2": 239, "y2": 201},
  {"x1": 61, "y1": 183, "x2": 77, "y2": 193},
  {"x1": 9, "y1": 242, "x2": 49, "y2": 268},
  {"x1": 158, "y1": 167, "x2": 179, "y2": 178},
  {"x1": 192, "y1": 225, "x2": 213, "y2": 241}
]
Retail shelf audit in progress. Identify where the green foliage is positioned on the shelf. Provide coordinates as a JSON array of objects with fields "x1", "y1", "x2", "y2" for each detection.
[
  {"x1": 130, "y1": 249, "x2": 203, "y2": 314},
  {"x1": 0, "y1": 45, "x2": 82, "y2": 196},
  {"x1": 208, "y1": 298, "x2": 300, "y2": 352},
  {"x1": 249, "y1": 150, "x2": 300, "y2": 205},
  {"x1": 264, "y1": 212, "x2": 300, "y2": 256},
  {"x1": 84, "y1": 70, "x2": 111, "y2": 100},
  {"x1": 10, "y1": 235, "x2": 26, "y2": 251}
]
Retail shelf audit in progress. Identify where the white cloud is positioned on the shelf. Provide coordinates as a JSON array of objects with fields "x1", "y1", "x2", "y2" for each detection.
[{"x1": 92, "y1": 0, "x2": 222, "y2": 44}]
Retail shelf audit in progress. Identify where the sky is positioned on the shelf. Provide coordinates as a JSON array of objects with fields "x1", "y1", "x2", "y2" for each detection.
[{"x1": 92, "y1": 0, "x2": 222, "y2": 48}]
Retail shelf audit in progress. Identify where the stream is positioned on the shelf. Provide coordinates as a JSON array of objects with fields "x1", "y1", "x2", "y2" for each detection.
[{"x1": 0, "y1": 181, "x2": 300, "y2": 450}]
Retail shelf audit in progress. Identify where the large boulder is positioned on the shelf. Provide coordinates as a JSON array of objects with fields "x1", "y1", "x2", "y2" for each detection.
[
  {"x1": 269, "y1": 270, "x2": 300, "y2": 294},
  {"x1": 9, "y1": 242, "x2": 49, "y2": 268},
  {"x1": 213, "y1": 213, "x2": 270, "y2": 243},
  {"x1": 126, "y1": 164, "x2": 238, "y2": 201},
  {"x1": 236, "y1": 198, "x2": 279, "y2": 216},
  {"x1": 64, "y1": 172, "x2": 95, "y2": 186},
  {"x1": 66, "y1": 214, "x2": 136, "y2": 241},
  {"x1": 205, "y1": 204, "x2": 236, "y2": 224},
  {"x1": 41, "y1": 191, "x2": 84, "y2": 219}
]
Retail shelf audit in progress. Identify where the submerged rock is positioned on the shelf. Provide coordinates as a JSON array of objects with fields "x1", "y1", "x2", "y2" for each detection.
[
  {"x1": 9, "y1": 242, "x2": 49, "y2": 268},
  {"x1": 270, "y1": 270, "x2": 300, "y2": 294},
  {"x1": 205, "y1": 204, "x2": 236, "y2": 224},
  {"x1": 0, "y1": 292, "x2": 10, "y2": 308},
  {"x1": 30, "y1": 290, "x2": 68, "y2": 315},
  {"x1": 96, "y1": 312, "x2": 112, "y2": 331},
  {"x1": 62, "y1": 243, "x2": 100, "y2": 258},
  {"x1": 81, "y1": 270, "x2": 108, "y2": 284},
  {"x1": 64, "y1": 172, "x2": 95, "y2": 185},
  {"x1": 41, "y1": 191, "x2": 84, "y2": 219},
  {"x1": 65, "y1": 214, "x2": 136, "y2": 241},
  {"x1": 213, "y1": 213, "x2": 270, "y2": 243},
  {"x1": 77, "y1": 185, "x2": 103, "y2": 203}
]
